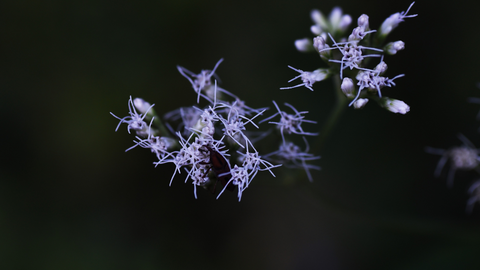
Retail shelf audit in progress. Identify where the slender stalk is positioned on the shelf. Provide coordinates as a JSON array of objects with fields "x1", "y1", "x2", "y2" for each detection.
[
  {"x1": 313, "y1": 75, "x2": 347, "y2": 152},
  {"x1": 146, "y1": 107, "x2": 172, "y2": 138}
]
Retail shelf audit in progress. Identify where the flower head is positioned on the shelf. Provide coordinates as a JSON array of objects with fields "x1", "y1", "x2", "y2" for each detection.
[
  {"x1": 385, "y1": 41, "x2": 405, "y2": 55},
  {"x1": 110, "y1": 96, "x2": 154, "y2": 134},
  {"x1": 426, "y1": 134, "x2": 480, "y2": 188},
  {"x1": 351, "y1": 60, "x2": 405, "y2": 107},
  {"x1": 295, "y1": 38, "x2": 313, "y2": 52},
  {"x1": 264, "y1": 139, "x2": 320, "y2": 182},
  {"x1": 286, "y1": 3, "x2": 415, "y2": 114},
  {"x1": 280, "y1": 66, "x2": 329, "y2": 91},
  {"x1": 379, "y1": 2, "x2": 417, "y2": 37},
  {"x1": 310, "y1": 7, "x2": 352, "y2": 36},
  {"x1": 260, "y1": 101, "x2": 318, "y2": 144},
  {"x1": 353, "y1": 98, "x2": 369, "y2": 109},
  {"x1": 126, "y1": 119, "x2": 177, "y2": 163},
  {"x1": 177, "y1": 58, "x2": 236, "y2": 103}
]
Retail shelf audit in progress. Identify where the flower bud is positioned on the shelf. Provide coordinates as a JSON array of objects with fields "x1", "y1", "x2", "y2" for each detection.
[
  {"x1": 310, "y1": 9, "x2": 328, "y2": 34},
  {"x1": 310, "y1": 25, "x2": 321, "y2": 35},
  {"x1": 329, "y1": 7, "x2": 342, "y2": 29},
  {"x1": 374, "y1": 61, "x2": 388, "y2": 74},
  {"x1": 313, "y1": 36, "x2": 326, "y2": 52},
  {"x1": 357, "y1": 14, "x2": 369, "y2": 29},
  {"x1": 380, "y1": 98, "x2": 410, "y2": 114},
  {"x1": 385, "y1": 41, "x2": 405, "y2": 55},
  {"x1": 379, "y1": 2, "x2": 417, "y2": 37},
  {"x1": 295, "y1": 38, "x2": 312, "y2": 52},
  {"x1": 353, "y1": 98, "x2": 369, "y2": 109},
  {"x1": 311, "y1": 9, "x2": 328, "y2": 28},
  {"x1": 134, "y1": 98, "x2": 152, "y2": 114},
  {"x1": 341, "y1": 77, "x2": 355, "y2": 98}
]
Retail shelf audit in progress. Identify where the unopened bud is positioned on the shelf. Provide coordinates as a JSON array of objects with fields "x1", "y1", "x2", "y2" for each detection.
[
  {"x1": 353, "y1": 98, "x2": 369, "y2": 109},
  {"x1": 295, "y1": 38, "x2": 312, "y2": 52},
  {"x1": 348, "y1": 27, "x2": 365, "y2": 41},
  {"x1": 134, "y1": 98, "x2": 153, "y2": 114},
  {"x1": 380, "y1": 98, "x2": 410, "y2": 114},
  {"x1": 374, "y1": 61, "x2": 388, "y2": 74},
  {"x1": 385, "y1": 41, "x2": 405, "y2": 55},
  {"x1": 313, "y1": 36, "x2": 326, "y2": 52},
  {"x1": 357, "y1": 14, "x2": 369, "y2": 29},
  {"x1": 341, "y1": 77, "x2": 355, "y2": 98},
  {"x1": 339, "y1": 15, "x2": 352, "y2": 32},
  {"x1": 329, "y1": 7, "x2": 342, "y2": 29}
]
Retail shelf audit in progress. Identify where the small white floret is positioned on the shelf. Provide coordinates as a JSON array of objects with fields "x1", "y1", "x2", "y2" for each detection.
[
  {"x1": 280, "y1": 66, "x2": 328, "y2": 91},
  {"x1": 353, "y1": 98, "x2": 369, "y2": 109},
  {"x1": 381, "y1": 98, "x2": 410, "y2": 114},
  {"x1": 380, "y1": 2, "x2": 417, "y2": 36},
  {"x1": 295, "y1": 38, "x2": 312, "y2": 52}
]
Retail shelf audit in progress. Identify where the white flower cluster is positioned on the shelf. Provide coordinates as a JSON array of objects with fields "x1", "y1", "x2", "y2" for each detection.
[
  {"x1": 111, "y1": 59, "x2": 319, "y2": 200},
  {"x1": 260, "y1": 101, "x2": 320, "y2": 181},
  {"x1": 285, "y1": 2, "x2": 417, "y2": 114}
]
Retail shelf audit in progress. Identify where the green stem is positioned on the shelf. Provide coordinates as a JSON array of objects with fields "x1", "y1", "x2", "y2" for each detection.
[
  {"x1": 147, "y1": 108, "x2": 171, "y2": 138},
  {"x1": 153, "y1": 116, "x2": 171, "y2": 138},
  {"x1": 313, "y1": 75, "x2": 347, "y2": 152}
]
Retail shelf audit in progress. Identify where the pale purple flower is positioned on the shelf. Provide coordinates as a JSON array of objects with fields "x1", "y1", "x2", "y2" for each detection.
[
  {"x1": 379, "y1": 2, "x2": 417, "y2": 36},
  {"x1": 110, "y1": 96, "x2": 154, "y2": 134},
  {"x1": 280, "y1": 66, "x2": 328, "y2": 91},
  {"x1": 260, "y1": 101, "x2": 318, "y2": 145},
  {"x1": 264, "y1": 139, "x2": 320, "y2": 182}
]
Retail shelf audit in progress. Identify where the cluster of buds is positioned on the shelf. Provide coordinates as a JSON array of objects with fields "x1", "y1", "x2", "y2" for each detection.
[
  {"x1": 285, "y1": 2, "x2": 416, "y2": 114},
  {"x1": 111, "y1": 59, "x2": 319, "y2": 200}
]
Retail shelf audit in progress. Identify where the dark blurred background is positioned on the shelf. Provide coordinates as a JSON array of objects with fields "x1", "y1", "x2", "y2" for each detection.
[{"x1": 2, "y1": 0, "x2": 480, "y2": 269}]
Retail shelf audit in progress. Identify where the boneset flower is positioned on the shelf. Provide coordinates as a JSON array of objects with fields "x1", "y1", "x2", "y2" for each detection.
[
  {"x1": 177, "y1": 58, "x2": 237, "y2": 103},
  {"x1": 379, "y1": 2, "x2": 417, "y2": 37},
  {"x1": 284, "y1": 2, "x2": 416, "y2": 114},
  {"x1": 260, "y1": 101, "x2": 318, "y2": 144},
  {"x1": 323, "y1": 34, "x2": 383, "y2": 79},
  {"x1": 352, "y1": 61, "x2": 405, "y2": 106},
  {"x1": 264, "y1": 139, "x2": 320, "y2": 182},
  {"x1": 112, "y1": 60, "x2": 320, "y2": 201},
  {"x1": 426, "y1": 134, "x2": 480, "y2": 188},
  {"x1": 280, "y1": 66, "x2": 329, "y2": 91},
  {"x1": 111, "y1": 96, "x2": 153, "y2": 134},
  {"x1": 385, "y1": 41, "x2": 405, "y2": 55}
]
